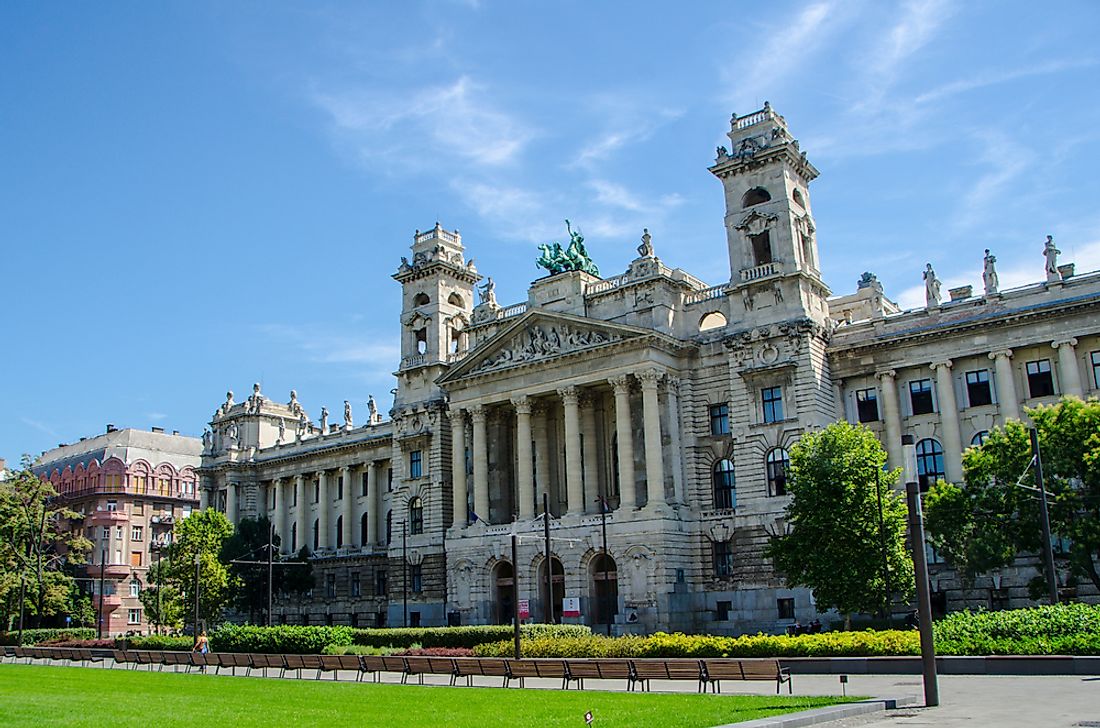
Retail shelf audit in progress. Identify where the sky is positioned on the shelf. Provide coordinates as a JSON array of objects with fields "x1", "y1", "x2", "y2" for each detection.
[{"x1": 3, "y1": 1, "x2": 1100, "y2": 463}]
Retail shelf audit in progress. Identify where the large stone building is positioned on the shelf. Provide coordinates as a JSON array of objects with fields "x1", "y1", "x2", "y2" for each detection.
[
  {"x1": 36, "y1": 426, "x2": 202, "y2": 635},
  {"x1": 199, "y1": 106, "x2": 1100, "y2": 633}
]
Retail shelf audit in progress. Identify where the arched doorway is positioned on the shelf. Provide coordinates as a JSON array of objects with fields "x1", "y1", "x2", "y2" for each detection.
[
  {"x1": 491, "y1": 562, "x2": 514, "y2": 625},
  {"x1": 590, "y1": 554, "x2": 618, "y2": 631},
  {"x1": 538, "y1": 557, "x2": 565, "y2": 623}
]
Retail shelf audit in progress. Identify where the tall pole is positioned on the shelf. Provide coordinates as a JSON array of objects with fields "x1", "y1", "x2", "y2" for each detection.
[
  {"x1": 402, "y1": 521, "x2": 408, "y2": 628},
  {"x1": 543, "y1": 492, "x2": 554, "y2": 624},
  {"x1": 511, "y1": 533, "x2": 521, "y2": 659},
  {"x1": 193, "y1": 552, "x2": 201, "y2": 639},
  {"x1": 267, "y1": 521, "x2": 275, "y2": 627},
  {"x1": 875, "y1": 467, "x2": 891, "y2": 620},
  {"x1": 17, "y1": 573, "x2": 26, "y2": 646},
  {"x1": 903, "y1": 434, "x2": 939, "y2": 707},
  {"x1": 156, "y1": 550, "x2": 163, "y2": 635},
  {"x1": 599, "y1": 496, "x2": 611, "y2": 636},
  {"x1": 96, "y1": 550, "x2": 106, "y2": 640},
  {"x1": 1030, "y1": 428, "x2": 1060, "y2": 605}
]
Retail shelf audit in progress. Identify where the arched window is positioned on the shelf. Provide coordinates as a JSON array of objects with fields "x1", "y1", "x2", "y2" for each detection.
[
  {"x1": 312, "y1": 518, "x2": 319, "y2": 552},
  {"x1": 741, "y1": 187, "x2": 771, "y2": 208},
  {"x1": 291, "y1": 522, "x2": 297, "y2": 553},
  {"x1": 413, "y1": 292, "x2": 430, "y2": 306},
  {"x1": 447, "y1": 292, "x2": 465, "y2": 307},
  {"x1": 713, "y1": 459, "x2": 736, "y2": 509},
  {"x1": 792, "y1": 189, "x2": 806, "y2": 208},
  {"x1": 766, "y1": 448, "x2": 790, "y2": 496},
  {"x1": 970, "y1": 431, "x2": 989, "y2": 447},
  {"x1": 386, "y1": 510, "x2": 393, "y2": 546},
  {"x1": 409, "y1": 497, "x2": 424, "y2": 535},
  {"x1": 916, "y1": 438, "x2": 945, "y2": 489},
  {"x1": 699, "y1": 311, "x2": 727, "y2": 332}
]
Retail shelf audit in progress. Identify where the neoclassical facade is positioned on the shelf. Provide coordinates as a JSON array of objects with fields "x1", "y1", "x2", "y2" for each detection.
[{"x1": 199, "y1": 106, "x2": 1100, "y2": 632}]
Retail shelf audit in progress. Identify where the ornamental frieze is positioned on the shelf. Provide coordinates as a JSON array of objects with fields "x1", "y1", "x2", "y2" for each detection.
[{"x1": 471, "y1": 324, "x2": 622, "y2": 373}]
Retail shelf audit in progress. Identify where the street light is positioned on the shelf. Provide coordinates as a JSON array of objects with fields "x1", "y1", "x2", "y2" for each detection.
[
  {"x1": 902, "y1": 434, "x2": 939, "y2": 708},
  {"x1": 1029, "y1": 428, "x2": 1059, "y2": 605},
  {"x1": 193, "y1": 552, "x2": 201, "y2": 639},
  {"x1": 595, "y1": 495, "x2": 612, "y2": 637},
  {"x1": 874, "y1": 465, "x2": 891, "y2": 621}
]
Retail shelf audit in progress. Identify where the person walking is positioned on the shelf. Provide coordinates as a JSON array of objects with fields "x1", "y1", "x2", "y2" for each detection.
[{"x1": 193, "y1": 630, "x2": 210, "y2": 673}]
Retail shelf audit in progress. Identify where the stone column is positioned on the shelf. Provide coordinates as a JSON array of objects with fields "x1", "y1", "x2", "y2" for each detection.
[
  {"x1": 294, "y1": 474, "x2": 307, "y2": 554},
  {"x1": 317, "y1": 470, "x2": 330, "y2": 551},
  {"x1": 340, "y1": 466, "x2": 354, "y2": 548},
  {"x1": 559, "y1": 386, "x2": 585, "y2": 515},
  {"x1": 609, "y1": 375, "x2": 636, "y2": 509},
  {"x1": 1053, "y1": 338, "x2": 1083, "y2": 398},
  {"x1": 199, "y1": 483, "x2": 210, "y2": 510},
  {"x1": 533, "y1": 404, "x2": 550, "y2": 510},
  {"x1": 278, "y1": 479, "x2": 291, "y2": 555},
  {"x1": 877, "y1": 370, "x2": 903, "y2": 472},
  {"x1": 449, "y1": 410, "x2": 467, "y2": 528},
  {"x1": 638, "y1": 369, "x2": 666, "y2": 509},
  {"x1": 989, "y1": 349, "x2": 1019, "y2": 423},
  {"x1": 368, "y1": 462, "x2": 380, "y2": 546},
  {"x1": 580, "y1": 395, "x2": 600, "y2": 506},
  {"x1": 471, "y1": 406, "x2": 490, "y2": 523},
  {"x1": 226, "y1": 482, "x2": 239, "y2": 524},
  {"x1": 665, "y1": 377, "x2": 685, "y2": 504},
  {"x1": 513, "y1": 396, "x2": 535, "y2": 520},
  {"x1": 931, "y1": 360, "x2": 963, "y2": 483}
]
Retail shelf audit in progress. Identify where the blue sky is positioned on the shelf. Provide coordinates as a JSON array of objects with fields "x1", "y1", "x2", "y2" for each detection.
[{"x1": 3, "y1": 1, "x2": 1099, "y2": 462}]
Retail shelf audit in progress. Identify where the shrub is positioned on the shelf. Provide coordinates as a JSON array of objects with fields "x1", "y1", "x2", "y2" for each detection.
[
  {"x1": 125, "y1": 635, "x2": 193, "y2": 651},
  {"x1": 0, "y1": 628, "x2": 96, "y2": 646},
  {"x1": 350, "y1": 624, "x2": 590, "y2": 649},
  {"x1": 933, "y1": 603, "x2": 1100, "y2": 655},
  {"x1": 321, "y1": 644, "x2": 405, "y2": 656},
  {"x1": 399, "y1": 646, "x2": 476, "y2": 657},
  {"x1": 39, "y1": 639, "x2": 116, "y2": 648},
  {"x1": 210, "y1": 625, "x2": 354, "y2": 654}
]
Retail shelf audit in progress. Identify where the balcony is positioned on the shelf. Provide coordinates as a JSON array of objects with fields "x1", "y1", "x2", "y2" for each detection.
[
  {"x1": 740, "y1": 262, "x2": 779, "y2": 282},
  {"x1": 88, "y1": 510, "x2": 128, "y2": 525}
]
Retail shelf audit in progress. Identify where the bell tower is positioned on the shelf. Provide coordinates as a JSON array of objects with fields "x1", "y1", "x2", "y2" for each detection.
[
  {"x1": 392, "y1": 222, "x2": 479, "y2": 408},
  {"x1": 709, "y1": 103, "x2": 829, "y2": 323}
]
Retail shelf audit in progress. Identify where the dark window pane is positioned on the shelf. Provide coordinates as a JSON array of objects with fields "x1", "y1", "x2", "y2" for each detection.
[
  {"x1": 856, "y1": 388, "x2": 879, "y2": 422},
  {"x1": 709, "y1": 404, "x2": 730, "y2": 435},
  {"x1": 1026, "y1": 359, "x2": 1055, "y2": 398},
  {"x1": 965, "y1": 370, "x2": 992, "y2": 407},
  {"x1": 762, "y1": 387, "x2": 784, "y2": 423},
  {"x1": 909, "y1": 379, "x2": 934, "y2": 415}
]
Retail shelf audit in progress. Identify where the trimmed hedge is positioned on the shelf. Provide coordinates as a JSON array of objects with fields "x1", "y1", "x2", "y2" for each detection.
[
  {"x1": 351, "y1": 624, "x2": 591, "y2": 649},
  {"x1": 210, "y1": 625, "x2": 354, "y2": 654},
  {"x1": 125, "y1": 635, "x2": 193, "y2": 651},
  {"x1": 935, "y1": 603, "x2": 1100, "y2": 656},
  {"x1": 0, "y1": 628, "x2": 96, "y2": 646}
]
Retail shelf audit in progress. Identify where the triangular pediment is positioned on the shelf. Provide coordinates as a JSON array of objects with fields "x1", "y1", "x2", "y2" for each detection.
[{"x1": 438, "y1": 310, "x2": 655, "y2": 383}]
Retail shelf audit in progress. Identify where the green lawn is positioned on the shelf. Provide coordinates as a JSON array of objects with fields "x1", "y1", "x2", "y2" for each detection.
[{"x1": 0, "y1": 664, "x2": 858, "y2": 727}]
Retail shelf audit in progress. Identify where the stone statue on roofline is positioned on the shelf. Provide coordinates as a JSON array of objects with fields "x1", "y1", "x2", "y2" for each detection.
[
  {"x1": 478, "y1": 277, "x2": 497, "y2": 307},
  {"x1": 535, "y1": 220, "x2": 600, "y2": 276},
  {"x1": 1044, "y1": 235, "x2": 1062, "y2": 282},
  {"x1": 368, "y1": 395, "x2": 379, "y2": 423},
  {"x1": 983, "y1": 249, "x2": 999, "y2": 295},
  {"x1": 924, "y1": 263, "x2": 942, "y2": 307},
  {"x1": 320, "y1": 407, "x2": 329, "y2": 435},
  {"x1": 637, "y1": 228, "x2": 654, "y2": 258},
  {"x1": 344, "y1": 400, "x2": 353, "y2": 429}
]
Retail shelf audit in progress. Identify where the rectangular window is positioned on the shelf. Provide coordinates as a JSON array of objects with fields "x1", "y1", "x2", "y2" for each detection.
[
  {"x1": 325, "y1": 574, "x2": 336, "y2": 599},
  {"x1": 716, "y1": 600, "x2": 732, "y2": 621},
  {"x1": 101, "y1": 527, "x2": 110, "y2": 539},
  {"x1": 709, "y1": 403, "x2": 730, "y2": 435},
  {"x1": 777, "y1": 598, "x2": 795, "y2": 620},
  {"x1": 106, "y1": 500, "x2": 118, "y2": 512},
  {"x1": 130, "y1": 526, "x2": 143, "y2": 542},
  {"x1": 375, "y1": 569, "x2": 388, "y2": 596},
  {"x1": 909, "y1": 379, "x2": 934, "y2": 415},
  {"x1": 410, "y1": 564, "x2": 423, "y2": 593},
  {"x1": 127, "y1": 609, "x2": 142, "y2": 625},
  {"x1": 129, "y1": 581, "x2": 141, "y2": 597},
  {"x1": 337, "y1": 477, "x2": 344, "y2": 500},
  {"x1": 361, "y1": 472, "x2": 369, "y2": 498},
  {"x1": 1091, "y1": 351, "x2": 1100, "y2": 389},
  {"x1": 314, "y1": 482, "x2": 320, "y2": 503},
  {"x1": 712, "y1": 541, "x2": 733, "y2": 577},
  {"x1": 351, "y1": 572, "x2": 361, "y2": 598},
  {"x1": 965, "y1": 369, "x2": 993, "y2": 407},
  {"x1": 130, "y1": 551, "x2": 142, "y2": 567},
  {"x1": 410, "y1": 611, "x2": 422, "y2": 628},
  {"x1": 761, "y1": 387, "x2": 784, "y2": 423},
  {"x1": 1026, "y1": 359, "x2": 1055, "y2": 398},
  {"x1": 855, "y1": 388, "x2": 879, "y2": 423},
  {"x1": 133, "y1": 501, "x2": 144, "y2": 515},
  {"x1": 409, "y1": 450, "x2": 423, "y2": 479}
]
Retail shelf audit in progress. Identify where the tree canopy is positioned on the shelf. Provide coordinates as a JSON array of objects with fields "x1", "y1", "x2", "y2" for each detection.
[
  {"x1": 926, "y1": 396, "x2": 1100, "y2": 596},
  {"x1": 766, "y1": 421, "x2": 913, "y2": 618},
  {"x1": 221, "y1": 517, "x2": 313, "y2": 624},
  {"x1": 159, "y1": 508, "x2": 239, "y2": 630}
]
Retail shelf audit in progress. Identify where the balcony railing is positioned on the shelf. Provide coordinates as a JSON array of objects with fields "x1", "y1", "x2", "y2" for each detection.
[
  {"x1": 740, "y1": 262, "x2": 778, "y2": 281},
  {"x1": 684, "y1": 284, "x2": 726, "y2": 305}
]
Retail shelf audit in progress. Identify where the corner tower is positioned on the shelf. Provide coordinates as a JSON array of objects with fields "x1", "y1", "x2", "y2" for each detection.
[
  {"x1": 709, "y1": 104, "x2": 829, "y2": 324},
  {"x1": 392, "y1": 223, "x2": 479, "y2": 408}
]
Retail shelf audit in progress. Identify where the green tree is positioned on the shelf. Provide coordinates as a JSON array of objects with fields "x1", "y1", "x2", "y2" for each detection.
[
  {"x1": 0, "y1": 456, "x2": 92, "y2": 629},
  {"x1": 766, "y1": 421, "x2": 914, "y2": 622},
  {"x1": 139, "y1": 559, "x2": 185, "y2": 632},
  {"x1": 926, "y1": 396, "x2": 1100, "y2": 595},
  {"x1": 221, "y1": 517, "x2": 313, "y2": 624},
  {"x1": 161, "y1": 509, "x2": 238, "y2": 630}
]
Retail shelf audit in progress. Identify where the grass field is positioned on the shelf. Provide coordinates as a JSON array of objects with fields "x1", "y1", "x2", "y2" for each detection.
[{"x1": 0, "y1": 664, "x2": 858, "y2": 727}]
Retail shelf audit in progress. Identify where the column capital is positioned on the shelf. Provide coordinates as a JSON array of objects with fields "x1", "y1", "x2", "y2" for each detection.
[
  {"x1": 469, "y1": 405, "x2": 486, "y2": 423},
  {"x1": 638, "y1": 368, "x2": 663, "y2": 388},
  {"x1": 608, "y1": 374, "x2": 632, "y2": 394},
  {"x1": 875, "y1": 369, "x2": 897, "y2": 381},
  {"x1": 339, "y1": 465, "x2": 351, "y2": 474},
  {"x1": 557, "y1": 386, "x2": 579, "y2": 406},
  {"x1": 447, "y1": 408, "x2": 465, "y2": 426},
  {"x1": 930, "y1": 359, "x2": 953, "y2": 371},
  {"x1": 316, "y1": 470, "x2": 326, "y2": 478},
  {"x1": 1052, "y1": 337, "x2": 1078, "y2": 349},
  {"x1": 989, "y1": 349, "x2": 1013, "y2": 360},
  {"x1": 511, "y1": 394, "x2": 532, "y2": 415}
]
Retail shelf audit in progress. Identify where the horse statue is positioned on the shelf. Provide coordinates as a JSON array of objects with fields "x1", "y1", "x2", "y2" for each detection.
[{"x1": 536, "y1": 220, "x2": 600, "y2": 277}]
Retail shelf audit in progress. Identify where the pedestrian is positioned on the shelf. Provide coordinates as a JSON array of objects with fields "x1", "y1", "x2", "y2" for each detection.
[{"x1": 193, "y1": 630, "x2": 210, "y2": 673}]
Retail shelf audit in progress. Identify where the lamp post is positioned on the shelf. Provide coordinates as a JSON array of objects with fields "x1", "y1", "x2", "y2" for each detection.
[
  {"x1": 543, "y1": 492, "x2": 554, "y2": 625},
  {"x1": 1029, "y1": 428, "x2": 1060, "y2": 605},
  {"x1": 511, "y1": 533, "x2": 521, "y2": 659},
  {"x1": 903, "y1": 434, "x2": 939, "y2": 707},
  {"x1": 596, "y1": 495, "x2": 611, "y2": 636},
  {"x1": 874, "y1": 466, "x2": 891, "y2": 621},
  {"x1": 267, "y1": 521, "x2": 275, "y2": 627},
  {"x1": 402, "y1": 520, "x2": 408, "y2": 628},
  {"x1": 193, "y1": 552, "x2": 201, "y2": 639},
  {"x1": 96, "y1": 549, "x2": 106, "y2": 640}
]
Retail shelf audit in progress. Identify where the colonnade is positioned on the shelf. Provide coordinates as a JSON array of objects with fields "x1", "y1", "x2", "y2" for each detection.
[
  {"x1": 449, "y1": 368, "x2": 683, "y2": 528},
  {"x1": 875, "y1": 337, "x2": 1087, "y2": 478}
]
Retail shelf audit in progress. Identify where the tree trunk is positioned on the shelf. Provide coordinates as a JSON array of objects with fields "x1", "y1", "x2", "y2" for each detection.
[{"x1": 844, "y1": 613, "x2": 852, "y2": 631}]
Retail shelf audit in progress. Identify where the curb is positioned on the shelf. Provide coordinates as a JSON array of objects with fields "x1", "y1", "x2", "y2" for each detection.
[{"x1": 711, "y1": 695, "x2": 918, "y2": 728}]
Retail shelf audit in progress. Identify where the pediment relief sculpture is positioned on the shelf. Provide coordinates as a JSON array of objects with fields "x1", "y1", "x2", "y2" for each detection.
[
  {"x1": 734, "y1": 210, "x2": 778, "y2": 236},
  {"x1": 471, "y1": 323, "x2": 623, "y2": 374}
]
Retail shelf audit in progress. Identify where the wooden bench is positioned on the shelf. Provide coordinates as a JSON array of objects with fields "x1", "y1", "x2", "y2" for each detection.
[
  {"x1": 159, "y1": 651, "x2": 189, "y2": 671},
  {"x1": 360, "y1": 655, "x2": 385, "y2": 683},
  {"x1": 630, "y1": 659, "x2": 705, "y2": 693},
  {"x1": 562, "y1": 659, "x2": 633, "y2": 690},
  {"x1": 247, "y1": 653, "x2": 285, "y2": 678},
  {"x1": 503, "y1": 659, "x2": 539, "y2": 688},
  {"x1": 454, "y1": 657, "x2": 509, "y2": 687},
  {"x1": 318, "y1": 654, "x2": 361, "y2": 680},
  {"x1": 403, "y1": 656, "x2": 434, "y2": 685},
  {"x1": 381, "y1": 655, "x2": 410, "y2": 683},
  {"x1": 700, "y1": 659, "x2": 792, "y2": 694},
  {"x1": 188, "y1": 652, "x2": 214, "y2": 672},
  {"x1": 131, "y1": 651, "x2": 158, "y2": 670},
  {"x1": 427, "y1": 657, "x2": 462, "y2": 687}
]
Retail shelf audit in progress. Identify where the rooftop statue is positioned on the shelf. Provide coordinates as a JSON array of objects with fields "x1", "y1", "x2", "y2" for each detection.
[
  {"x1": 1044, "y1": 235, "x2": 1062, "y2": 282},
  {"x1": 536, "y1": 219, "x2": 600, "y2": 277}
]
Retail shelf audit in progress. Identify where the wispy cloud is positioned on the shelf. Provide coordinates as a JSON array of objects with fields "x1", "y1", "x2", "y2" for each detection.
[
  {"x1": 951, "y1": 131, "x2": 1035, "y2": 230},
  {"x1": 146, "y1": 412, "x2": 167, "y2": 422},
  {"x1": 569, "y1": 108, "x2": 683, "y2": 169},
  {"x1": 864, "y1": 0, "x2": 950, "y2": 91},
  {"x1": 21, "y1": 417, "x2": 58, "y2": 438},
  {"x1": 587, "y1": 180, "x2": 684, "y2": 215},
  {"x1": 313, "y1": 76, "x2": 534, "y2": 170},
  {"x1": 914, "y1": 57, "x2": 1098, "y2": 105},
  {"x1": 258, "y1": 323, "x2": 399, "y2": 367}
]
